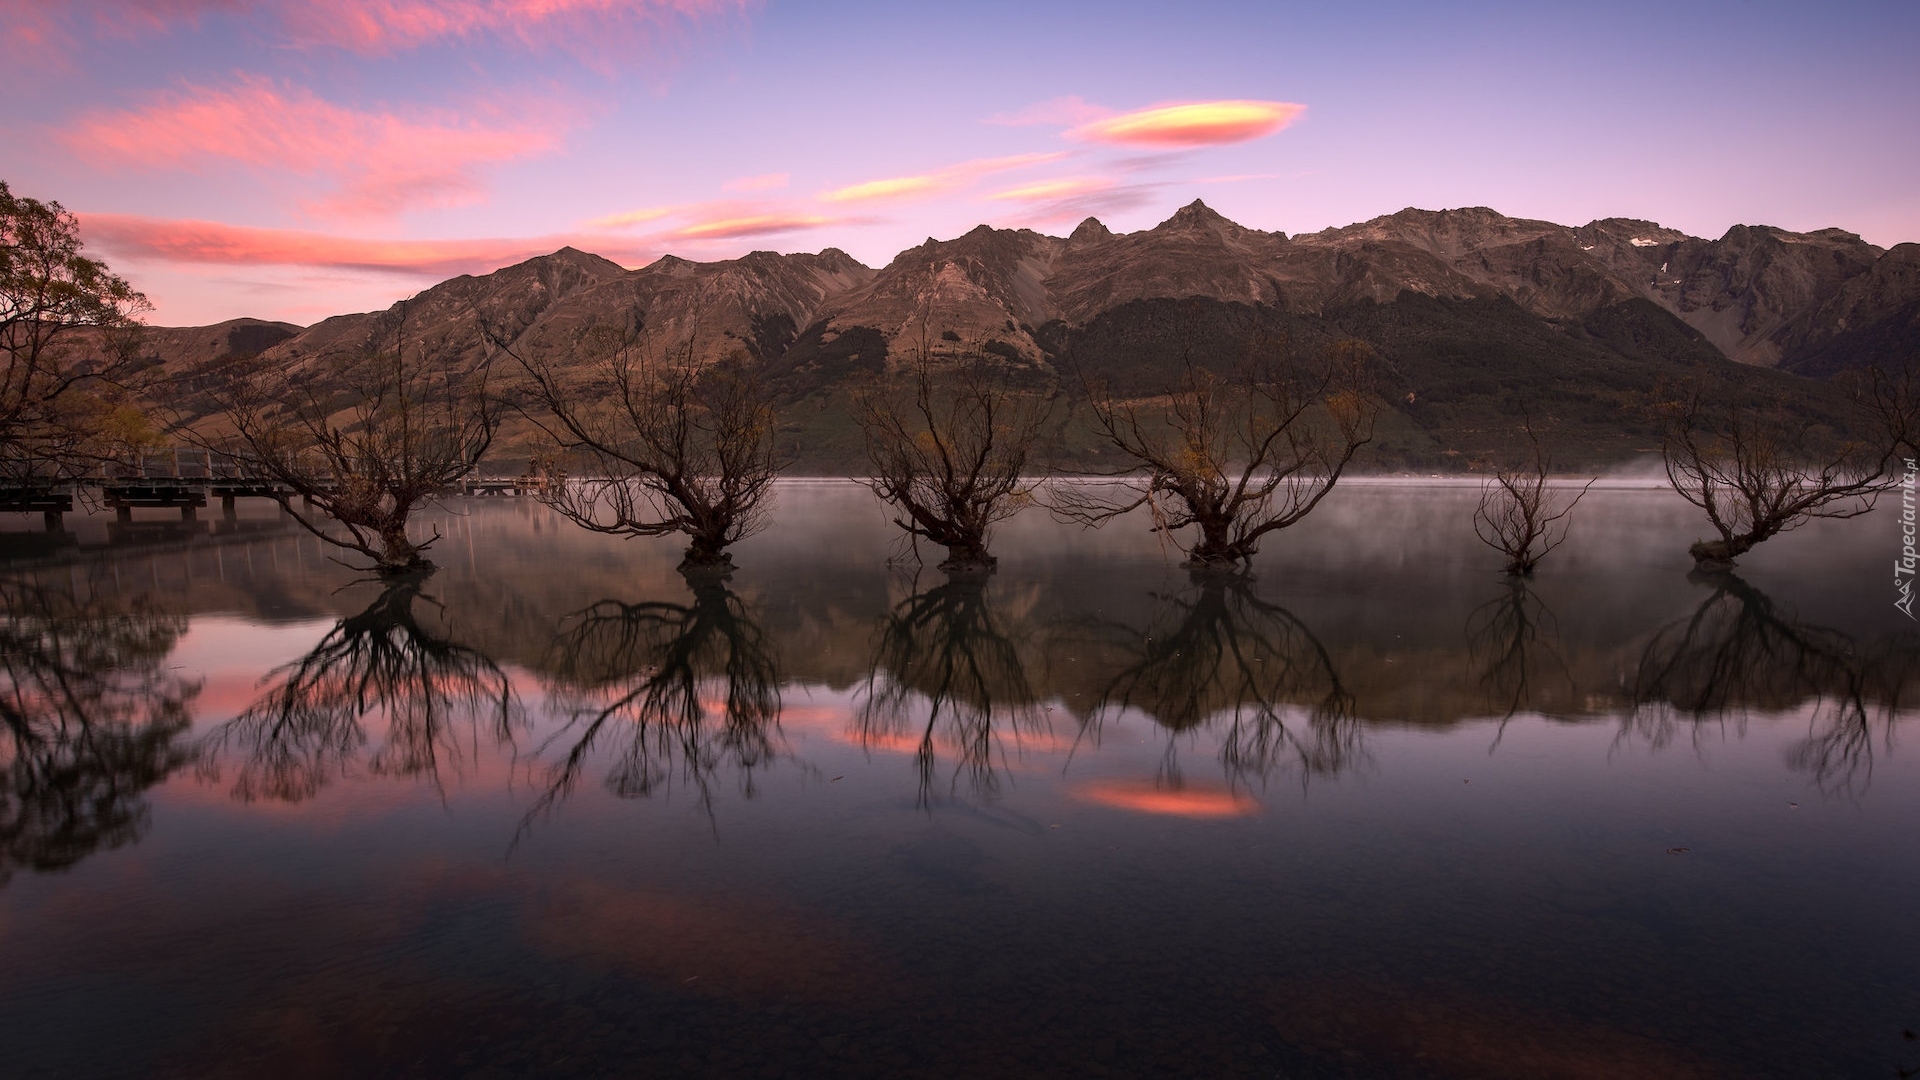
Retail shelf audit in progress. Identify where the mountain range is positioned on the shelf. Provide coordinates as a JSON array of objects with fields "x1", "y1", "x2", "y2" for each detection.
[{"x1": 140, "y1": 201, "x2": 1920, "y2": 470}]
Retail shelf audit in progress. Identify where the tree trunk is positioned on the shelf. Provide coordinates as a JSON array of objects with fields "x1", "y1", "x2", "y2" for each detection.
[
  {"x1": 376, "y1": 525, "x2": 430, "y2": 576},
  {"x1": 679, "y1": 529, "x2": 736, "y2": 577},
  {"x1": 1688, "y1": 533, "x2": 1756, "y2": 570},
  {"x1": 938, "y1": 542, "x2": 997, "y2": 577},
  {"x1": 1184, "y1": 516, "x2": 1249, "y2": 570}
]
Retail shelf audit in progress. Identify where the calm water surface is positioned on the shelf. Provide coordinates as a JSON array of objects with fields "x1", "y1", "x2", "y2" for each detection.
[{"x1": 1, "y1": 481, "x2": 1916, "y2": 1078}]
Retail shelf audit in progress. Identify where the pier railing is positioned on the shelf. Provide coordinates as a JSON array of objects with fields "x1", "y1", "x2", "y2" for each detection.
[{"x1": 0, "y1": 449, "x2": 562, "y2": 526}]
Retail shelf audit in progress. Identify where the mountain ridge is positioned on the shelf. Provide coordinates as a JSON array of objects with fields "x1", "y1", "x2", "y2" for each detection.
[
  {"x1": 143, "y1": 200, "x2": 1913, "y2": 376},
  {"x1": 133, "y1": 202, "x2": 1919, "y2": 469}
]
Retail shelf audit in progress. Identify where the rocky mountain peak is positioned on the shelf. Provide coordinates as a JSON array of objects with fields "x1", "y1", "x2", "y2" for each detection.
[
  {"x1": 812, "y1": 247, "x2": 865, "y2": 273},
  {"x1": 645, "y1": 254, "x2": 698, "y2": 275},
  {"x1": 1158, "y1": 199, "x2": 1233, "y2": 232},
  {"x1": 1068, "y1": 217, "x2": 1113, "y2": 245},
  {"x1": 140, "y1": 203, "x2": 1914, "y2": 397}
]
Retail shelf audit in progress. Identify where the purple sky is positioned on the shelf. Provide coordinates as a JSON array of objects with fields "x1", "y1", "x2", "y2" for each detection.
[{"x1": 4, "y1": 0, "x2": 1916, "y2": 326}]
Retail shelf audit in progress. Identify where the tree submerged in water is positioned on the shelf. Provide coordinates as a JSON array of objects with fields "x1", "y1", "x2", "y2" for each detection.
[
  {"x1": 1659, "y1": 375, "x2": 1903, "y2": 570},
  {"x1": 214, "y1": 302, "x2": 500, "y2": 576},
  {"x1": 495, "y1": 312, "x2": 779, "y2": 576},
  {"x1": 855, "y1": 342, "x2": 1050, "y2": 576},
  {"x1": 1473, "y1": 419, "x2": 1594, "y2": 576},
  {"x1": 1056, "y1": 335, "x2": 1376, "y2": 572}
]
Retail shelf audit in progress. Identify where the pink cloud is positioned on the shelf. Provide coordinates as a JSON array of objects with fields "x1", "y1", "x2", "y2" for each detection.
[
  {"x1": 1067, "y1": 100, "x2": 1305, "y2": 148},
  {"x1": 983, "y1": 95, "x2": 1110, "y2": 128},
  {"x1": 985, "y1": 176, "x2": 1116, "y2": 202},
  {"x1": 39, "y1": 0, "x2": 746, "y2": 52},
  {"x1": 583, "y1": 199, "x2": 849, "y2": 239},
  {"x1": 0, "y1": 0, "x2": 76, "y2": 72},
  {"x1": 990, "y1": 182, "x2": 1162, "y2": 227},
  {"x1": 586, "y1": 203, "x2": 685, "y2": 229},
  {"x1": 76, "y1": 204, "x2": 846, "y2": 280},
  {"x1": 817, "y1": 152, "x2": 1068, "y2": 205},
  {"x1": 273, "y1": 0, "x2": 750, "y2": 55},
  {"x1": 63, "y1": 77, "x2": 573, "y2": 218},
  {"x1": 672, "y1": 211, "x2": 836, "y2": 240},
  {"x1": 721, "y1": 171, "x2": 789, "y2": 192},
  {"x1": 77, "y1": 213, "x2": 658, "y2": 277}
]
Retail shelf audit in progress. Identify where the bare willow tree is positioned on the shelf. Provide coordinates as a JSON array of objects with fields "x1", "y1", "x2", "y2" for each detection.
[
  {"x1": 0, "y1": 181, "x2": 152, "y2": 482},
  {"x1": 855, "y1": 343, "x2": 1050, "y2": 574},
  {"x1": 216, "y1": 303, "x2": 500, "y2": 575},
  {"x1": 1057, "y1": 337, "x2": 1376, "y2": 570},
  {"x1": 495, "y1": 313, "x2": 778, "y2": 575},
  {"x1": 1474, "y1": 420, "x2": 1595, "y2": 575},
  {"x1": 1661, "y1": 376, "x2": 1895, "y2": 569}
]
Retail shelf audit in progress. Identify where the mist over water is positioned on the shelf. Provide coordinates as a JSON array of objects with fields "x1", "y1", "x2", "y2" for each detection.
[{"x1": 0, "y1": 482, "x2": 1915, "y2": 1078}]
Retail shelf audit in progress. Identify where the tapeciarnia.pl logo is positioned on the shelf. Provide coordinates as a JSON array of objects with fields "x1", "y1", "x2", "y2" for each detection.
[{"x1": 1898, "y1": 457, "x2": 1918, "y2": 619}]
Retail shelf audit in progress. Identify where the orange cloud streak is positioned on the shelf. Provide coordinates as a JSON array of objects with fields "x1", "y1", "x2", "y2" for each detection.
[
  {"x1": 64, "y1": 76, "x2": 571, "y2": 218},
  {"x1": 76, "y1": 213, "x2": 654, "y2": 277},
  {"x1": 586, "y1": 203, "x2": 684, "y2": 229},
  {"x1": 1069, "y1": 100, "x2": 1305, "y2": 147},
  {"x1": 1071, "y1": 779, "x2": 1259, "y2": 818},
  {"x1": 986, "y1": 177, "x2": 1117, "y2": 202},
  {"x1": 672, "y1": 211, "x2": 837, "y2": 239},
  {"x1": 818, "y1": 152, "x2": 1068, "y2": 205}
]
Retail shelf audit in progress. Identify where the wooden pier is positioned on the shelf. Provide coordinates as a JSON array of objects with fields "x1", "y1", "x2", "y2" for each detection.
[{"x1": 0, "y1": 449, "x2": 560, "y2": 529}]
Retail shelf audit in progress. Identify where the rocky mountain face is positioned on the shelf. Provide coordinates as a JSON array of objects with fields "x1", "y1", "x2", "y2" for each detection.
[{"x1": 137, "y1": 201, "x2": 1918, "y2": 467}]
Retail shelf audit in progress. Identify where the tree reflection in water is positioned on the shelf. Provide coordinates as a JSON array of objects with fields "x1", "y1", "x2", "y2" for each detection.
[
  {"x1": 1091, "y1": 575, "x2": 1358, "y2": 786},
  {"x1": 1629, "y1": 571, "x2": 1920, "y2": 794},
  {"x1": 534, "y1": 577, "x2": 781, "y2": 816},
  {"x1": 1465, "y1": 578, "x2": 1576, "y2": 740},
  {"x1": 203, "y1": 578, "x2": 516, "y2": 802},
  {"x1": 0, "y1": 575, "x2": 199, "y2": 884},
  {"x1": 858, "y1": 576, "x2": 1047, "y2": 804}
]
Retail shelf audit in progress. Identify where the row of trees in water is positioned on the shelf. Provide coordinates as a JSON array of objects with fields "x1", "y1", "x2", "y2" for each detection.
[
  {"x1": 203, "y1": 304, "x2": 1384, "y2": 580},
  {"x1": 194, "y1": 297, "x2": 1920, "y2": 582},
  {"x1": 4, "y1": 179, "x2": 1917, "y2": 581}
]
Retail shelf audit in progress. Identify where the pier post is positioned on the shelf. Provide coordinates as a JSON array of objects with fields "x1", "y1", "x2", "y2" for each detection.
[
  {"x1": 42, "y1": 510, "x2": 62, "y2": 531},
  {"x1": 222, "y1": 494, "x2": 237, "y2": 520},
  {"x1": 116, "y1": 505, "x2": 132, "y2": 523}
]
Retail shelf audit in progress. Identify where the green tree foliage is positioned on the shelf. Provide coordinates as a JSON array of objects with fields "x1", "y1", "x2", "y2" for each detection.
[{"x1": 0, "y1": 181, "x2": 151, "y2": 480}]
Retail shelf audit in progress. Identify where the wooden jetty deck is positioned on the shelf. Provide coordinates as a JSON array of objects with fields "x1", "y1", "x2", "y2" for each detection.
[{"x1": 0, "y1": 450, "x2": 560, "y2": 528}]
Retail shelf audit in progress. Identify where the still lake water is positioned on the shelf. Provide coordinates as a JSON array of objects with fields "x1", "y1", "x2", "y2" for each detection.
[{"x1": 1, "y1": 480, "x2": 1916, "y2": 1078}]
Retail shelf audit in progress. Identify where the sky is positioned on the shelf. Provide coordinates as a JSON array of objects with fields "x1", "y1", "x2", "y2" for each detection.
[{"x1": 3, "y1": 0, "x2": 1917, "y2": 326}]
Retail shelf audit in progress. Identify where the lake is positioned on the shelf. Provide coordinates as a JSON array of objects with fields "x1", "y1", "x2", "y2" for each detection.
[{"x1": 1, "y1": 480, "x2": 1915, "y2": 1078}]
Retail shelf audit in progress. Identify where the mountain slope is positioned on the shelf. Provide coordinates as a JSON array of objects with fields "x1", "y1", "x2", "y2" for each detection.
[{"x1": 135, "y1": 201, "x2": 1918, "y2": 469}]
